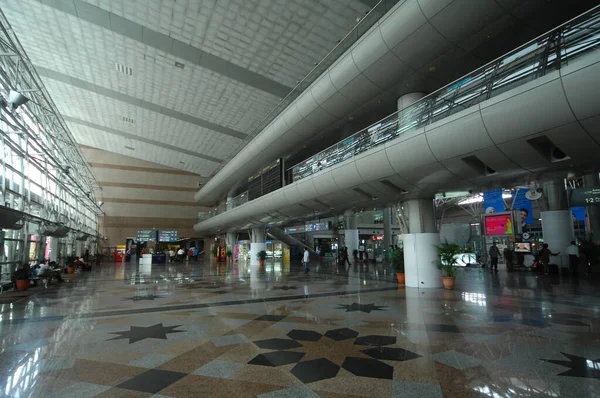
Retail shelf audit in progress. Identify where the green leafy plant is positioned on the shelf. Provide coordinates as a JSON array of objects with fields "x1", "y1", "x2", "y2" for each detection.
[
  {"x1": 391, "y1": 250, "x2": 404, "y2": 273},
  {"x1": 226, "y1": 249, "x2": 233, "y2": 258},
  {"x1": 256, "y1": 250, "x2": 267, "y2": 261},
  {"x1": 435, "y1": 240, "x2": 462, "y2": 278},
  {"x1": 211, "y1": 246, "x2": 219, "y2": 257}
]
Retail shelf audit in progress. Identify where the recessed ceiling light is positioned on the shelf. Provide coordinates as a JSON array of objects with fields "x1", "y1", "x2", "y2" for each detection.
[
  {"x1": 428, "y1": 66, "x2": 436, "y2": 72},
  {"x1": 115, "y1": 63, "x2": 133, "y2": 75},
  {"x1": 175, "y1": 62, "x2": 185, "y2": 69},
  {"x1": 179, "y1": 161, "x2": 185, "y2": 164}
]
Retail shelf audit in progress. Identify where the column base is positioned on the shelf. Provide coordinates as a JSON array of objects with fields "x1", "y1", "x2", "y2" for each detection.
[
  {"x1": 403, "y1": 233, "x2": 442, "y2": 288},
  {"x1": 541, "y1": 210, "x2": 573, "y2": 268},
  {"x1": 250, "y1": 243, "x2": 266, "y2": 266}
]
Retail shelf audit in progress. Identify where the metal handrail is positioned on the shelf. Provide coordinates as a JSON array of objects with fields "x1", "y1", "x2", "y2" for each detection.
[
  {"x1": 198, "y1": 5, "x2": 600, "y2": 222},
  {"x1": 288, "y1": 5, "x2": 600, "y2": 182}
]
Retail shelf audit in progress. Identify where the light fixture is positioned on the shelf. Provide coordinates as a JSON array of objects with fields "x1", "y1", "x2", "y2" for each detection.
[
  {"x1": 97, "y1": 201, "x2": 104, "y2": 207},
  {"x1": 8, "y1": 89, "x2": 29, "y2": 111}
]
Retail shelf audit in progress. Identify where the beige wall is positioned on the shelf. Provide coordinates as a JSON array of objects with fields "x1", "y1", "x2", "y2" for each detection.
[{"x1": 82, "y1": 147, "x2": 210, "y2": 247}]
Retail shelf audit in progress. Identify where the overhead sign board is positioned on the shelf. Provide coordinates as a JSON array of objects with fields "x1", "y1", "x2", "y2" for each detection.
[
  {"x1": 158, "y1": 230, "x2": 178, "y2": 242},
  {"x1": 570, "y1": 188, "x2": 600, "y2": 207},
  {"x1": 136, "y1": 230, "x2": 157, "y2": 242},
  {"x1": 284, "y1": 222, "x2": 332, "y2": 235}
]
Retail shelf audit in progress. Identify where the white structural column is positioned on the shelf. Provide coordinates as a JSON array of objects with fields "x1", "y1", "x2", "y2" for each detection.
[
  {"x1": 540, "y1": 179, "x2": 573, "y2": 267},
  {"x1": 344, "y1": 210, "x2": 359, "y2": 255},
  {"x1": 250, "y1": 227, "x2": 266, "y2": 266},
  {"x1": 75, "y1": 241, "x2": 82, "y2": 257},
  {"x1": 48, "y1": 237, "x2": 59, "y2": 262},
  {"x1": 402, "y1": 198, "x2": 442, "y2": 288},
  {"x1": 397, "y1": 92, "x2": 427, "y2": 112},
  {"x1": 383, "y1": 207, "x2": 392, "y2": 260},
  {"x1": 226, "y1": 232, "x2": 237, "y2": 250}
]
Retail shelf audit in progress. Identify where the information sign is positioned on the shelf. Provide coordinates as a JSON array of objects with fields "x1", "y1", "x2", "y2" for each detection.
[
  {"x1": 158, "y1": 230, "x2": 178, "y2": 242},
  {"x1": 570, "y1": 188, "x2": 600, "y2": 207},
  {"x1": 136, "y1": 230, "x2": 157, "y2": 242}
]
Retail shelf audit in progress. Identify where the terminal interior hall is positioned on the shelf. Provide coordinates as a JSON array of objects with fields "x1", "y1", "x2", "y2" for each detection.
[{"x1": 2, "y1": 0, "x2": 600, "y2": 397}]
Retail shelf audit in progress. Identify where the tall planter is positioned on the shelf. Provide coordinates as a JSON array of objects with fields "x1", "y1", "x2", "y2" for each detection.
[{"x1": 435, "y1": 240, "x2": 461, "y2": 290}]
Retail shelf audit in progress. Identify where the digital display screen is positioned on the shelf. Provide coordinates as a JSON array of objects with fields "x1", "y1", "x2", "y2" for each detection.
[
  {"x1": 158, "y1": 230, "x2": 178, "y2": 242},
  {"x1": 514, "y1": 242, "x2": 532, "y2": 253},
  {"x1": 570, "y1": 188, "x2": 600, "y2": 207},
  {"x1": 136, "y1": 230, "x2": 157, "y2": 242},
  {"x1": 484, "y1": 214, "x2": 514, "y2": 236}
]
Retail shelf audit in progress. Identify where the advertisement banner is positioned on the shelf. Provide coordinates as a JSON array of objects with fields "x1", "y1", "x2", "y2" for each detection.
[
  {"x1": 283, "y1": 247, "x2": 290, "y2": 262},
  {"x1": 483, "y1": 189, "x2": 504, "y2": 214},
  {"x1": 512, "y1": 189, "x2": 534, "y2": 231},
  {"x1": 484, "y1": 214, "x2": 514, "y2": 235}
]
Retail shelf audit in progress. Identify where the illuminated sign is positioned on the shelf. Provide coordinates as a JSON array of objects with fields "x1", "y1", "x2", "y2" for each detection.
[
  {"x1": 570, "y1": 188, "x2": 600, "y2": 207},
  {"x1": 136, "y1": 230, "x2": 157, "y2": 242},
  {"x1": 483, "y1": 213, "x2": 514, "y2": 236},
  {"x1": 158, "y1": 230, "x2": 178, "y2": 242}
]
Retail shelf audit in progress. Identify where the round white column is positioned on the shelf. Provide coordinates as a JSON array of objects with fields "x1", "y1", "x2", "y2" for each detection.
[
  {"x1": 403, "y1": 233, "x2": 442, "y2": 288},
  {"x1": 540, "y1": 210, "x2": 573, "y2": 268},
  {"x1": 383, "y1": 207, "x2": 392, "y2": 261},
  {"x1": 344, "y1": 209, "x2": 359, "y2": 255},
  {"x1": 397, "y1": 92, "x2": 427, "y2": 112},
  {"x1": 250, "y1": 227, "x2": 265, "y2": 266}
]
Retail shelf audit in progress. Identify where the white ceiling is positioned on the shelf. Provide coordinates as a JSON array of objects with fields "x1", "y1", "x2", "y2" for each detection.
[{"x1": 0, "y1": 0, "x2": 375, "y2": 175}]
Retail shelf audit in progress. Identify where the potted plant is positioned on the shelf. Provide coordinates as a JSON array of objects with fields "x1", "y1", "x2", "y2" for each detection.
[
  {"x1": 256, "y1": 250, "x2": 267, "y2": 267},
  {"x1": 11, "y1": 266, "x2": 31, "y2": 291},
  {"x1": 435, "y1": 240, "x2": 461, "y2": 290},
  {"x1": 212, "y1": 246, "x2": 219, "y2": 262},
  {"x1": 391, "y1": 250, "x2": 405, "y2": 284},
  {"x1": 65, "y1": 255, "x2": 76, "y2": 274},
  {"x1": 226, "y1": 249, "x2": 233, "y2": 262}
]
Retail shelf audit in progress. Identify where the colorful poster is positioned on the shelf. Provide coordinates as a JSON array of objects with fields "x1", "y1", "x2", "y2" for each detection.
[
  {"x1": 512, "y1": 189, "x2": 534, "y2": 231},
  {"x1": 483, "y1": 190, "x2": 504, "y2": 214},
  {"x1": 233, "y1": 244, "x2": 239, "y2": 261},
  {"x1": 484, "y1": 214, "x2": 514, "y2": 235},
  {"x1": 283, "y1": 247, "x2": 290, "y2": 262}
]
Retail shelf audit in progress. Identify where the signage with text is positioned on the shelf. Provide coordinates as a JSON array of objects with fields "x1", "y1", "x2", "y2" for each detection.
[
  {"x1": 570, "y1": 188, "x2": 600, "y2": 207},
  {"x1": 284, "y1": 222, "x2": 332, "y2": 234},
  {"x1": 158, "y1": 230, "x2": 178, "y2": 242},
  {"x1": 136, "y1": 230, "x2": 157, "y2": 242},
  {"x1": 483, "y1": 213, "x2": 514, "y2": 236}
]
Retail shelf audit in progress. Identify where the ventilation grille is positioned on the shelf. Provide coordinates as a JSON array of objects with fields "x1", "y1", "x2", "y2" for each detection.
[
  {"x1": 121, "y1": 116, "x2": 134, "y2": 124},
  {"x1": 380, "y1": 179, "x2": 408, "y2": 194},
  {"x1": 526, "y1": 135, "x2": 571, "y2": 163},
  {"x1": 175, "y1": 62, "x2": 185, "y2": 69},
  {"x1": 353, "y1": 187, "x2": 377, "y2": 200},
  {"x1": 115, "y1": 63, "x2": 133, "y2": 75},
  {"x1": 462, "y1": 155, "x2": 496, "y2": 176},
  {"x1": 124, "y1": 146, "x2": 135, "y2": 150}
]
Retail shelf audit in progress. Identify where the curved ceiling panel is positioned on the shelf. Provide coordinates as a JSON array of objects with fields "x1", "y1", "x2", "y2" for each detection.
[
  {"x1": 354, "y1": 148, "x2": 395, "y2": 182},
  {"x1": 560, "y1": 52, "x2": 600, "y2": 120},
  {"x1": 194, "y1": 0, "x2": 599, "y2": 206},
  {"x1": 480, "y1": 77, "x2": 576, "y2": 143},
  {"x1": 425, "y1": 110, "x2": 492, "y2": 160},
  {"x1": 194, "y1": 56, "x2": 600, "y2": 234}
]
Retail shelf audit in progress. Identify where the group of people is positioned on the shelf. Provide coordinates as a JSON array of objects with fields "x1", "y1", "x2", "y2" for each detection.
[
  {"x1": 488, "y1": 240, "x2": 581, "y2": 275},
  {"x1": 168, "y1": 247, "x2": 200, "y2": 263}
]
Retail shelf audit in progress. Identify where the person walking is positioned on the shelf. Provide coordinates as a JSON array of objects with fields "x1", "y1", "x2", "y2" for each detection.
[
  {"x1": 566, "y1": 241, "x2": 579, "y2": 277},
  {"x1": 489, "y1": 242, "x2": 500, "y2": 273},
  {"x1": 168, "y1": 249, "x2": 175, "y2": 264},
  {"x1": 539, "y1": 243, "x2": 559, "y2": 274},
  {"x1": 302, "y1": 248, "x2": 310, "y2": 274}
]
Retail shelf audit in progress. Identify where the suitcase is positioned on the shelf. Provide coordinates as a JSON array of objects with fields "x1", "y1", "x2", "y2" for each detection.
[{"x1": 548, "y1": 263, "x2": 559, "y2": 275}]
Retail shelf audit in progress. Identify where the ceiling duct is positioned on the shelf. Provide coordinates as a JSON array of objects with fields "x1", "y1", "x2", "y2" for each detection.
[
  {"x1": 0, "y1": 206, "x2": 25, "y2": 229},
  {"x1": 39, "y1": 223, "x2": 70, "y2": 237}
]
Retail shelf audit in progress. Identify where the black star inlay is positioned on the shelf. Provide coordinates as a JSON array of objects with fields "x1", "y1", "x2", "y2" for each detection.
[
  {"x1": 543, "y1": 353, "x2": 600, "y2": 378},
  {"x1": 107, "y1": 323, "x2": 185, "y2": 344},
  {"x1": 123, "y1": 294, "x2": 165, "y2": 302},
  {"x1": 273, "y1": 285, "x2": 298, "y2": 291},
  {"x1": 336, "y1": 303, "x2": 387, "y2": 313}
]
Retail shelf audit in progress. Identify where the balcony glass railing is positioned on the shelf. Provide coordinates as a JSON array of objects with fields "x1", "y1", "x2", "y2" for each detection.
[
  {"x1": 289, "y1": 6, "x2": 600, "y2": 182},
  {"x1": 197, "y1": 6, "x2": 600, "y2": 223}
]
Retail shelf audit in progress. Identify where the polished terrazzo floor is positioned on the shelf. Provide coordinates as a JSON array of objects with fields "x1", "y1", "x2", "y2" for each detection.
[{"x1": 1, "y1": 259, "x2": 599, "y2": 397}]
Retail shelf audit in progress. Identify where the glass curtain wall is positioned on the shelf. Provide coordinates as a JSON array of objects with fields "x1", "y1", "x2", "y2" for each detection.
[{"x1": 0, "y1": 11, "x2": 101, "y2": 282}]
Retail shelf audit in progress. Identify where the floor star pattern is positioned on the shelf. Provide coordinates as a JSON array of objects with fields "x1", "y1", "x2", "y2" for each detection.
[
  {"x1": 337, "y1": 302, "x2": 387, "y2": 313},
  {"x1": 107, "y1": 323, "x2": 185, "y2": 344},
  {"x1": 543, "y1": 353, "x2": 600, "y2": 378}
]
